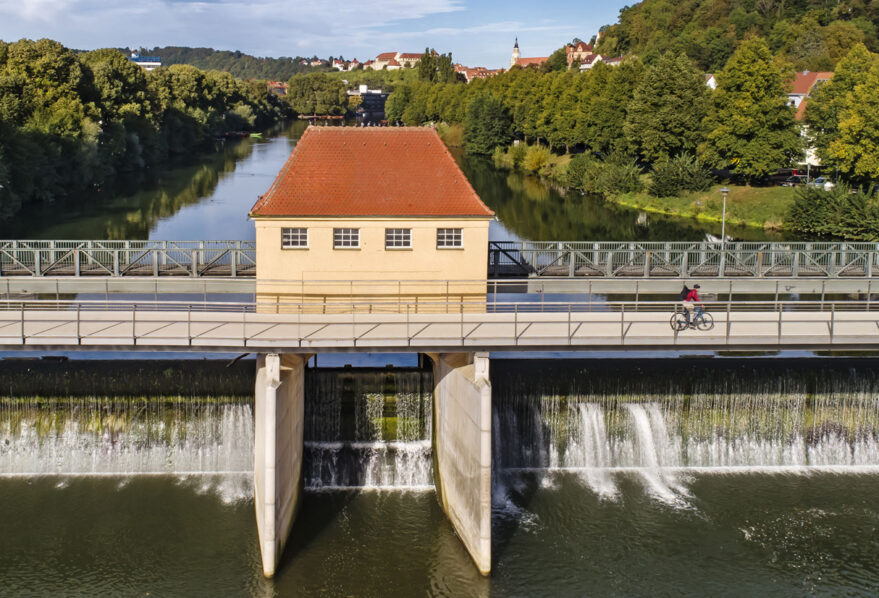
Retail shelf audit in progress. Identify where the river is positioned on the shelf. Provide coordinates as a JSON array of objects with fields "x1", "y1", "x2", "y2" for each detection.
[{"x1": 0, "y1": 124, "x2": 874, "y2": 597}]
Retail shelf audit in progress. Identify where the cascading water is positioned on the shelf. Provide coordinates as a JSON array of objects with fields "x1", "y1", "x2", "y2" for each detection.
[
  {"x1": 492, "y1": 360, "x2": 879, "y2": 503},
  {"x1": 0, "y1": 399, "x2": 253, "y2": 476},
  {"x1": 303, "y1": 369, "x2": 433, "y2": 489}
]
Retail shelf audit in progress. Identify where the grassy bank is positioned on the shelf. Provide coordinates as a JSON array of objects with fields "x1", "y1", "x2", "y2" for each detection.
[
  {"x1": 614, "y1": 184, "x2": 795, "y2": 230},
  {"x1": 436, "y1": 122, "x2": 464, "y2": 147}
]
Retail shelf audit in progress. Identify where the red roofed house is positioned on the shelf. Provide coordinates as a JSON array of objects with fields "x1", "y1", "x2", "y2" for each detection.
[
  {"x1": 249, "y1": 127, "x2": 494, "y2": 309},
  {"x1": 565, "y1": 41, "x2": 594, "y2": 68},
  {"x1": 510, "y1": 38, "x2": 548, "y2": 69},
  {"x1": 371, "y1": 51, "x2": 399, "y2": 69},
  {"x1": 788, "y1": 70, "x2": 833, "y2": 120}
]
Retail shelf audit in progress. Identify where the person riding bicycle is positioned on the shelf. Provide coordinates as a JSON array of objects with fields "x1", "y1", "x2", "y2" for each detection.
[{"x1": 683, "y1": 284, "x2": 704, "y2": 327}]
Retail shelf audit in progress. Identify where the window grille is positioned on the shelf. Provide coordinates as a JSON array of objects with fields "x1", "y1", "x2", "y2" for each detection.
[
  {"x1": 385, "y1": 228, "x2": 412, "y2": 249},
  {"x1": 281, "y1": 227, "x2": 308, "y2": 248},
  {"x1": 333, "y1": 228, "x2": 360, "y2": 248},
  {"x1": 436, "y1": 228, "x2": 463, "y2": 248}
]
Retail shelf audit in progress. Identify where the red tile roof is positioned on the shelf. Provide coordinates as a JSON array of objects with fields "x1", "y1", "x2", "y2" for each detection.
[
  {"x1": 515, "y1": 56, "x2": 548, "y2": 67},
  {"x1": 796, "y1": 100, "x2": 808, "y2": 121},
  {"x1": 387, "y1": 58, "x2": 401, "y2": 67},
  {"x1": 250, "y1": 127, "x2": 494, "y2": 218},
  {"x1": 398, "y1": 53, "x2": 422, "y2": 59},
  {"x1": 790, "y1": 71, "x2": 833, "y2": 95},
  {"x1": 376, "y1": 52, "x2": 397, "y2": 61}
]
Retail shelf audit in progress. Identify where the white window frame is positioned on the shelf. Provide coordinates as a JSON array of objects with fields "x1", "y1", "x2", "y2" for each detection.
[
  {"x1": 385, "y1": 228, "x2": 412, "y2": 249},
  {"x1": 281, "y1": 227, "x2": 308, "y2": 249},
  {"x1": 436, "y1": 228, "x2": 463, "y2": 248},
  {"x1": 333, "y1": 227, "x2": 360, "y2": 249}
]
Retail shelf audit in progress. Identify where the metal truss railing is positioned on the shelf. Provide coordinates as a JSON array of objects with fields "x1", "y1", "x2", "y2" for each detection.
[
  {"x1": 0, "y1": 298, "x2": 876, "y2": 351},
  {"x1": 0, "y1": 240, "x2": 256, "y2": 277},
  {"x1": 488, "y1": 241, "x2": 879, "y2": 278}
]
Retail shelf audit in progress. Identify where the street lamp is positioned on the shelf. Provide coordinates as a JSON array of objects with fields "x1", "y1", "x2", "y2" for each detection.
[{"x1": 720, "y1": 186, "x2": 730, "y2": 250}]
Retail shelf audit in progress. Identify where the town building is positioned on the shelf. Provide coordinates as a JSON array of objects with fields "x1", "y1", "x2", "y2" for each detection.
[
  {"x1": 454, "y1": 64, "x2": 501, "y2": 83},
  {"x1": 565, "y1": 41, "x2": 594, "y2": 68},
  {"x1": 249, "y1": 127, "x2": 494, "y2": 310},
  {"x1": 788, "y1": 71, "x2": 833, "y2": 120},
  {"x1": 347, "y1": 85, "x2": 389, "y2": 123},
  {"x1": 347, "y1": 58, "x2": 361, "y2": 71},
  {"x1": 332, "y1": 59, "x2": 346, "y2": 71},
  {"x1": 510, "y1": 38, "x2": 548, "y2": 69},
  {"x1": 129, "y1": 52, "x2": 162, "y2": 71},
  {"x1": 267, "y1": 81, "x2": 288, "y2": 96},
  {"x1": 705, "y1": 73, "x2": 717, "y2": 90},
  {"x1": 396, "y1": 53, "x2": 423, "y2": 68},
  {"x1": 371, "y1": 52, "x2": 399, "y2": 70}
]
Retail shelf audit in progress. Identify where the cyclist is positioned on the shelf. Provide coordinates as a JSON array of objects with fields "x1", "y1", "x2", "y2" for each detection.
[{"x1": 683, "y1": 284, "x2": 704, "y2": 327}]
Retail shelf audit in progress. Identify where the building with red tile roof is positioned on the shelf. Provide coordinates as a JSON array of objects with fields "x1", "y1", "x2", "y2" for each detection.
[
  {"x1": 251, "y1": 127, "x2": 494, "y2": 305},
  {"x1": 788, "y1": 71, "x2": 833, "y2": 120}
]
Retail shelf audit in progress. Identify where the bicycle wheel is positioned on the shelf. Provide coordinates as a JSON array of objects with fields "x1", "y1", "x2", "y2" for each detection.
[
  {"x1": 669, "y1": 312, "x2": 688, "y2": 331},
  {"x1": 696, "y1": 312, "x2": 714, "y2": 331}
]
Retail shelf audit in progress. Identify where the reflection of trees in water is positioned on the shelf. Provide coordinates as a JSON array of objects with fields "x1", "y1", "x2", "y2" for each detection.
[
  {"x1": 458, "y1": 154, "x2": 784, "y2": 242},
  {"x1": 0, "y1": 136, "x2": 258, "y2": 239}
]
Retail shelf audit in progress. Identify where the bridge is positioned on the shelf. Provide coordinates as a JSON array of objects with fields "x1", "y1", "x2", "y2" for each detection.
[
  {"x1": 1, "y1": 297, "x2": 877, "y2": 352},
  {"x1": 2, "y1": 240, "x2": 878, "y2": 296}
]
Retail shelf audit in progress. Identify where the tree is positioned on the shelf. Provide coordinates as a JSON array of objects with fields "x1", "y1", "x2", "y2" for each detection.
[
  {"x1": 437, "y1": 53, "x2": 456, "y2": 84},
  {"x1": 417, "y1": 48, "x2": 437, "y2": 82},
  {"x1": 285, "y1": 72, "x2": 347, "y2": 115},
  {"x1": 703, "y1": 37, "x2": 802, "y2": 180},
  {"x1": 625, "y1": 51, "x2": 709, "y2": 162},
  {"x1": 463, "y1": 93, "x2": 512, "y2": 154},
  {"x1": 541, "y1": 47, "x2": 568, "y2": 73},
  {"x1": 828, "y1": 63, "x2": 879, "y2": 180},
  {"x1": 806, "y1": 43, "x2": 877, "y2": 170}
]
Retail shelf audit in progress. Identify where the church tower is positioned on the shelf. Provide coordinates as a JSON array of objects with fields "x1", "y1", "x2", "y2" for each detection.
[{"x1": 510, "y1": 37, "x2": 520, "y2": 68}]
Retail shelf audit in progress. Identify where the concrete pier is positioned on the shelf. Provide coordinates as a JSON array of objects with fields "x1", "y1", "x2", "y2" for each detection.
[
  {"x1": 254, "y1": 353, "x2": 306, "y2": 577},
  {"x1": 429, "y1": 352, "x2": 492, "y2": 575}
]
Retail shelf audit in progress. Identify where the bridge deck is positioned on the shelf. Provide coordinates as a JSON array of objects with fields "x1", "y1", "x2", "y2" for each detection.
[{"x1": 0, "y1": 300, "x2": 875, "y2": 352}]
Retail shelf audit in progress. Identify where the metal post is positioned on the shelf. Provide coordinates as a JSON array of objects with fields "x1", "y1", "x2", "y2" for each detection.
[
  {"x1": 514, "y1": 303, "x2": 518, "y2": 345},
  {"x1": 725, "y1": 298, "x2": 731, "y2": 341},
  {"x1": 132, "y1": 303, "x2": 136, "y2": 344},
  {"x1": 567, "y1": 303, "x2": 571, "y2": 345},
  {"x1": 777, "y1": 302, "x2": 782, "y2": 343},
  {"x1": 620, "y1": 303, "x2": 625, "y2": 343},
  {"x1": 76, "y1": 303, "x2": 81, "y2": 344},
  {"x1": 830, "y1": 302, "x2": 835, "y2": 342},
  {"x1": 187, "y1": 304, "x2": 191, "y2": 345}
]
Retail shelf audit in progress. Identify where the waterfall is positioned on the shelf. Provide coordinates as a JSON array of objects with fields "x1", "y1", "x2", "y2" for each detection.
[
  {"x1": 304, "y1": 368, "x2": 434, "y2": 489},
  {"x1": 491, "y1": 361, "x2": 879, "y2": 502},
  {"x1": 0, "y1": 399, "x2": 253, "y2": 476}
]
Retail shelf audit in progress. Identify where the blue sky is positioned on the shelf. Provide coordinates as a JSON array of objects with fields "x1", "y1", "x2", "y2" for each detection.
[{"x1": 0, "y1": 0, "x2": 627, "y2": 68}]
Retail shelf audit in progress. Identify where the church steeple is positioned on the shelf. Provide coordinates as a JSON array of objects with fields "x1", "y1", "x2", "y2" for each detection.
[
  {"x1": 511, "y1": 37, "x2": 520, "y2": 68},
  {"x1": 514, "y1": 37, "x2": 519, "y2": 49}
]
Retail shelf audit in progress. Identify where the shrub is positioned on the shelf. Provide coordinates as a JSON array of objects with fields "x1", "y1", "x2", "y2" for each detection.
[
  {"x1": 582, "y1": 157, "x2": 644, "y2": 196},
  {"x1": 509, "y1": 142, "x2": 527, "y2": 169},
  {"x1": 786, "y1": 185, "x2": 879, "y2": 240},
  {"x1": 648, "y1": 154, "x2": 715, "y2": 197},
  {"x1": 523, "y1": 145, "x2": 551, "y2": 172},
  {"x1": 565, "y1": 153, "x2": 593, "y2": 190}
]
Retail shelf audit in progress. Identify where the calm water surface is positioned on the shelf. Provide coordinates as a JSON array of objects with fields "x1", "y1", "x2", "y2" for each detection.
[
  {"x1": 0, "y1": 474, "x2": 877, "y2": 597},
  {"x1": 0, "y1": 122, "x2": 786, "y2": 242}
]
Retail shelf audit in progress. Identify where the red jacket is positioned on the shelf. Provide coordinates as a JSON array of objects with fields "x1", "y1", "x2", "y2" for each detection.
[{"x1": 685, "y1": 289, "x2": 700, "y2": 302}]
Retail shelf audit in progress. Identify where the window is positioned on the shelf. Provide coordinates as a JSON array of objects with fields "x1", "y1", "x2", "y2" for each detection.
[
  {"x1": 333, "y1": 228, "x2": 360, "y2": 248},
  {"x1": 281, "y1": 227, "x2": 308, "y2": 248},
  {"x1": 385, "y1": 228, "x2": 412, "y2": 249},
  {"x1": 436, "y1": 228, "x2": 463, "y2": 248}
]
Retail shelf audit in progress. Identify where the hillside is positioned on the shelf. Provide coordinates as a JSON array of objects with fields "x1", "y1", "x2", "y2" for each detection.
[
  {"x1": 595, "y1": 0, "x2": 878, "y2": 71},
  {"x1": 132, "y1": 46, "x2": 333, "y2": 80}
]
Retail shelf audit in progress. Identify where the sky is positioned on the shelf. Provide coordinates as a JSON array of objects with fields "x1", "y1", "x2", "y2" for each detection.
[{"x1": 0, "y1": 0, "x2": 627, "y2": 69}]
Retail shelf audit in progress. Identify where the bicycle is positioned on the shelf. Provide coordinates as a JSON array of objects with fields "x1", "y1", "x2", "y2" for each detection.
[{"x1": 669, "y1": 305, "x2": 714, "y2": 331}]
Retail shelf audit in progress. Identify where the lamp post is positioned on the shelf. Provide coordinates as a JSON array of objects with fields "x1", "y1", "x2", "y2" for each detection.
[{"x1": 720, "y1": 186, "x2": 730, "y2": 249}]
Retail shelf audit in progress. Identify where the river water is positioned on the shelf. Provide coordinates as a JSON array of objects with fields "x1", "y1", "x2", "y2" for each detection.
[{"x1": 0, "y1": 125, "x2": 873, "y2": 596}]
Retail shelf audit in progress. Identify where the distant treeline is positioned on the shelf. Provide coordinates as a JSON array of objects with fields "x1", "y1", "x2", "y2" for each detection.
[
  {"x1": 595, "y1": 0, "x2": 879, "y2": 72},
  {"x1": 0, "y1": 39, "x2": 294, "y2": 221},
  {"x1": 135, "y1": 46, "x2": 338, "y2": 80}
]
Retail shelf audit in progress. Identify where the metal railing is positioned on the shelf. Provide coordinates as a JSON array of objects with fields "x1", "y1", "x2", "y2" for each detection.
[
  {"x1": 0, "y1": 298, "x2": 876, "y2": 350},
  {"x1": 3, "y1": 240, "x2": 879, "y2": 281},
  {"x1": 489, "y1": 241, "x2": 879, "y2": 278},
  {"x1": 0, "y1": 240, "x2": 256, "y2": 277}
]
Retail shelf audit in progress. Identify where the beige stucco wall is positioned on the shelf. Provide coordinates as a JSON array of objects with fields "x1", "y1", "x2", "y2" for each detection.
[{"x1": 254, "y1": 217, "x2": 491, "y2": 311}]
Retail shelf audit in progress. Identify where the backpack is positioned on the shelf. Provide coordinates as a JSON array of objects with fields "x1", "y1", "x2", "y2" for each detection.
[{"x1": 679, "y1": 285, "x2": 690, "y2": 301}]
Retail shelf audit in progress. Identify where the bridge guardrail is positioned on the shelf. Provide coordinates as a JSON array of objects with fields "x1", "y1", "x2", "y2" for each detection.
[{"x1": 0, "y1": 299, "x2": 876, "y2": 350}]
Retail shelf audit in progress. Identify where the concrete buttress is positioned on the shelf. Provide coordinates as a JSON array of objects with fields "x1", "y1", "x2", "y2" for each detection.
[
  {"x1": 429, "y1": 352, "x2": 492, "y2": 575},
  {"x1": 254, "y1": 353, "x2": 306, "y2": 577}
]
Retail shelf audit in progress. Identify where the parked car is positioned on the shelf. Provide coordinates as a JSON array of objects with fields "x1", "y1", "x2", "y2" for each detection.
[
  {"x1": 809, "y1": 177, "x2": 835, "y2": 190},
  {"x1": 782, "y1": 175, "x2": 806, "y2": 187}
]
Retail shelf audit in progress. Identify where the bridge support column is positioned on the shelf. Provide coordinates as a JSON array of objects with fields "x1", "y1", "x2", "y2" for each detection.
[
  {"x1": 428, "y1": 352, "x2": 492, "y2": 575},
  {"x1": 254, "y1": 353, "x2": 306, "y2": 577}
]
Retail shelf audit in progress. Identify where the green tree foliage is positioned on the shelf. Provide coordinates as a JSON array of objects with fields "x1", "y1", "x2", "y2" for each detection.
[
  {"x1": 463, "y1": 93, "x2": 512, "y2": 154},
  {"x1": 417, "y1": 48, "x2": 438, "y2": 82},
  {"x1": 806, "y1": 43, "x2": 878, "y2": 168},
  {"x1": 0, "y1": 39, "x2": 292, "y2": 221},
  {"x1": 625, "y1": 52, "x2": 710, "y2": 162},
  {"x1": 581, "y1": 156, "x2": 644, "y2": 195},
  {"x1": 285, "y1": 72, "x2": 347, "y2": 115},
  {"x1": 437, "y1": 53, "x2": 458, "y2": 83},
  {"x1": 703, "y1": 38, "x2": 802, "y2": 180},
  {"x1": 596, "y1": 0, "x2": 879, "y2": 72},
  {"x1": 828, "y1": 62, "x2": 879, "y2": 180},
  {"x1": 648, "y1": 154, "x2": 715, "y2": 197},
  {"x1": 540, "y1": 47, "x2": 568, "y2": 73},
  {"x1": 787, "y1": 185, "x2": 879, "y2": 239},
  {"x1": 136, "y1": 46, "x2": 328, "y2": 80}
]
